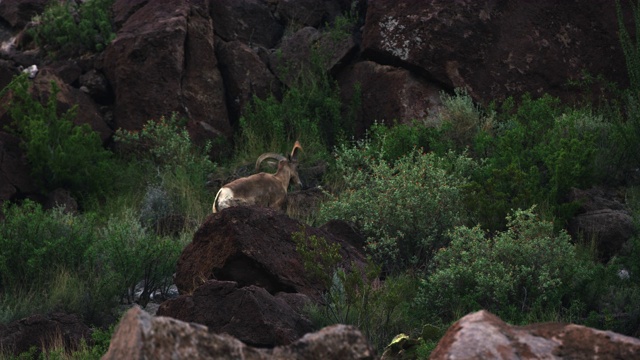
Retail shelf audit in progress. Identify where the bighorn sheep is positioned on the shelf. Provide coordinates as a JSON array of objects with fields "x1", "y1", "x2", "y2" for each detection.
[{"x1": 212, "y1": 141, "x2": 303, "y2": 213}]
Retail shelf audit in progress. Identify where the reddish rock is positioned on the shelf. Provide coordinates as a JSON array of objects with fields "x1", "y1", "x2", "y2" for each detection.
[
  {"x1": 210, "y1": 0, "x2": 284, "y2": 49},
  {"x1": 270, "y1": 26, "x2": 357, "y2": 87},
  {"x1": 173, "y1": 206, "x2": 367, "y2": 298},
  {"x1": 157, "y1": 280, "x2": 314, "y2": 347},
  {"x1": 216, "y1": 40, "x2": 282, "y2": 125},
  {"x1": 0, "y1": 0, "x2": 48, "y2": 28},
  {"x1": 104, "y1": 306, "x2": 375, "y2": 360},
  {"x1": 0, "y1": 131, "x2": 37, "y2": 204},
  {"x1": 0, "y1": 312, "x2": 91, "y2": 357},
  {"x1": 430, "y1": 310, "x2": 640, "y2": 359},
  {"x1": 104, "y1": 0, "x2": 231, "y2": 138},
  {"x1": 362, "y1": 0, "x2": 631, "y2": 105},
  {"x1": 31, "y1": 70, "x2": 112, "y2": 143},
  {"x1": 338, "y1": 60, "x2": 442, "y2": 136},
  {"x1": 277, "y1": 0, "x2": 342, "y2": 28},
  {"x1": 567, "y1": 187, "x2": 635, "y2": 262}
]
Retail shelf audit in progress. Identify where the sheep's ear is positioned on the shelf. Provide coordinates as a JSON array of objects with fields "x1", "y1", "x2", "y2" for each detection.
[{"x1": 290, "y1": 141, "x2": 302, "y2": 161}]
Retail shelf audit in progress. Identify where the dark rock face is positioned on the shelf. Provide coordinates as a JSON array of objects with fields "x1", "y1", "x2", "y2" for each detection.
[
  {"x1": 173, "y1": 206, "x2": 366, "y2": 298},
  {"x1": 338, "y1": 61, "x2": 442, "y2": 135},
  {"x1": 429, "y1": 310, "x2": 640, "y2": 359},
  {"x1": 0, "y1": 132, "x2": 37, "y2": 208},
  {"x1": 32, "y1": 70, "x2": 112, "y2": 143},
  {"x1": 567, "y1": 187, "x2": 635, "y2": 262},
  {"x1": 0, "y1": 313, "x2": 91, "y2": 357},
  {"x1": 210, "y1": 0, "x2": 284, "y2": 49},
  {"x1": 362, "y1": 0, "x2": 630, "y2": 105},
  {"x1": 103, "y1": 0, "x2": 230, "y2": 137},
  {"x1": 104, "y1": 306, "x2": 375, "y2": 360},
  {"x1": 157, "y1": 279, "x2": 314, "y2": 347},
  {"x1": 277, "y1": 0, "x2": 342, "y2": 28},
  {"x1": 216, "y1": 40, "x2": 282, "y2": 125},
  {"x1": 0, "y1": 0, "x2": 48, "y2": 28}
]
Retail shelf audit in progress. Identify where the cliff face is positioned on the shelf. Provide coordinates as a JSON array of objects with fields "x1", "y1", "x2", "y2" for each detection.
[{"x1": 0, "y1": 0, "x2": 632, "y2": 203}]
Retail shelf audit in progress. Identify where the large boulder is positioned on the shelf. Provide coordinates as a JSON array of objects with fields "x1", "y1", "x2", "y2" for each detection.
[
  {"x1": 216, "y1": 40, "x2": 282, "y2": 125},
  {"x1": 173, "y1": 206, "x2": 367, "y2": 298},
  {"x1": 0, "y1": 312, "x2": 91, "y2": 357},
  {"x1": 32, "y1": 70, "x2": 112, "y2": 143},
  {"x1": 430, "y1": 310, "x2": 640, "y2": 359},
  {"x1": 210, "y1": 0, "x2": 284, "y2": 50},
  {"x1": 103, "y1": 0, "x2": 231, "y2": 139},
  {"x1": 277, "y1": 0, "x2": 342, "y2": 28},
  {"x1": 567, "y1": 187, "x2": 635, "y2": 262},
  {"x1": 0, "y1": 0, "x2": 48, "y2": 28},
  {"x1": 104, "y1": 306, "x2": 375, "y2": 360},
  {"x1": 362, "y1": 0, "x2": 631, "y2": 105},
  {"x1": 338, "y1": 60, "x2": 442, "y2": 135},
  {"x1": 157, "y1": 279, "x2": 314, "y2": 347},
  {"x1": 0, "y1": 131, "x2": 37, "y2": 210}
]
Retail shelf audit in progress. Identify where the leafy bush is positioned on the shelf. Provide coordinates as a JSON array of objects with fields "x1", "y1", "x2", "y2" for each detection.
[
  {"x1": 91, "y1": 209, "x2": 184, "y2": 307},
  {"x1": 0, "y1": 201, "x2": 95, "y2": 291},
  {"x1": 307, "y1": 267, "x2": 419, "y2": 353},
  {"x1": 465, "y1": 95, "x2": 601, "y2": 230},
  {"x1": 114, "y1": 113, "x2": 215, "y2": 225},
  {"x1": 318, "y1": 140, "x2": 479, "y2": 273},
  {"x1": 436, "y1": 88, "x2": 495, "y2": 151},
  {"x1": 1, "y1": 74, "x2": 114, "y2": 200},
  {"x1": 29, "y1": 0, "x2": 115, "y2": 57},
  {"x1": 0, "y1": 201, "x2": 119, "y2": 325},
  {"x1": 416, "y1": 206, "x2": 595, "y2": 323},
  {"x1": 292, "y1": 228, "x2": 342, "y2": 288}
]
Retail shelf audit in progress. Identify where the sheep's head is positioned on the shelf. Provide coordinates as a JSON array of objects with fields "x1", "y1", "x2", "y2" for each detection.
[{"x1": 256, "y1": 141, "x2": 303, "y2": 189}]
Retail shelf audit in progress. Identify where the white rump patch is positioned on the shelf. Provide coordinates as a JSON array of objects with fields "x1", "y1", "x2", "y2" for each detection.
[{"x1": 213, "y1": 188, "x2": 234, "y2": 213}]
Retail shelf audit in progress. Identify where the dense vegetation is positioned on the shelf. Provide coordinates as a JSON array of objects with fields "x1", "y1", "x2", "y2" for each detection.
[{"x1": 2, "y1": 1, "x2": 640, "y2": 358}]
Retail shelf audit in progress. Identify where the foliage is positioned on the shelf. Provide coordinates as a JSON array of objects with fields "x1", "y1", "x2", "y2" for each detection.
[
  {"x1": 616, "y1": 0, "x2": 640, "y2": 93},
  {"x1": 318, "y1": 140, "x2": 478, "y2": 273},
  {"x1": 91, "y1": 209, "x2": 184, "y2": 307},
  {"x1": 29, "y1": 0, "x2": 115, "y2": 57},
  {"x1": 0, "y1": 201, "x2": 95, "y2": 291},
  {"x1": 436, "y1": 88, "x2": 496, "y2": 151},
  {"x1": 236, "y1": 19, "x2": 360, "y2": 166},
  {"x1": 464, "y1": 95, "x2": 601, "y2": 230},
  {"x1": 1, "y1": 74, "x2": 114, "y2": 200},
  {"x1": 307, "y1": 266, "x2": 419, "y2": 353},
  {"x1": 292, "y1": 228, "x2": 342, "y2": 288},
  {"x1": 416, "y1": 207, "x2": 596, "y2": 323},
  {"x1": 114, "y1": 113, "x2": 215, "y2": 226}
]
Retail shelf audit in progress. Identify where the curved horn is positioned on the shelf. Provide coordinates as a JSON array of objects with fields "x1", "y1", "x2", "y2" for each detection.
[
  {"x1": 290, "y1": 141, "x2": 303, "y2": 162},
  {"x1": 255, "y1": 152, "x2": 286, "y2": 172}
]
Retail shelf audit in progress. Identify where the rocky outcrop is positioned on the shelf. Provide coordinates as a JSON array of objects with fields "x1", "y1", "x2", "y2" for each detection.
[
  {"x1": 0, "y1": 312, "x2": 91, "y2": 357},
  {"x1": 0, "y1": 0, "x2": 48, "y2": 28},
  {"x1": 0, "y1": 132, "x2": 36, "y2": 208},
  {"x1": 157, "y1": 280, "x2": 314, "y2": 347},
  {"x1": 103, "y1": 306, "x2": 376, "y2": 360},
  {"x1": 567, "y1": 187, "x2": 635, "y2": 262},
  {"x1": 216, "y1": 40, "x2": 283, "y2": 126},
  {"x1": 338, "y1": 60, "x2": 442, "y2": 134},
  {"x1": 103, "y1": 0, "x2": 230, "y2": 138},
  {"x1": 362, "y1": 0, "x2": 631, "y2": 105},
  {"x1": 173, "y1": 206, "x2": 366, "y2": 298},
  {"x1": 429, "y1": 310, "x2": 640, "y2": 359}
]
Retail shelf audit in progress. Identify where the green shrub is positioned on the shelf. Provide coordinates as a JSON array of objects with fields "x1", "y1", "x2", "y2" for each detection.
[
  {"x1": 29, "y1": 0, "x2": 115, "y2": 57},
  {"x1": 0, "y1": 201, "x2": 95, "y2": 291},
  {"x1": 91, "y1": 209, "x2": 184, "y2": 307},
  {"x1": 465, "y1": 95, "x2": 601, "y2": 230},
  {"x1": 1, "y1": 74, "x2": 114, "y2": 200},
  {"x1": 318, "y1": 141, "x2": 478, "y2": 273},
  {"x1": 436, "y1": 88, "x2": 495, "y2": 150},
  {"x1": 114, "y1": 113, "x2": 215, "y2": 226},
  {"x1": 416, "y1": 206, "x2": 595, "y2": 323},
  {"x1": 292, "y1": 227, "x2": 342, "y2": 288},
  {"x1": 306, "y1": 266, "x2": 419, "y2": 353}
]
